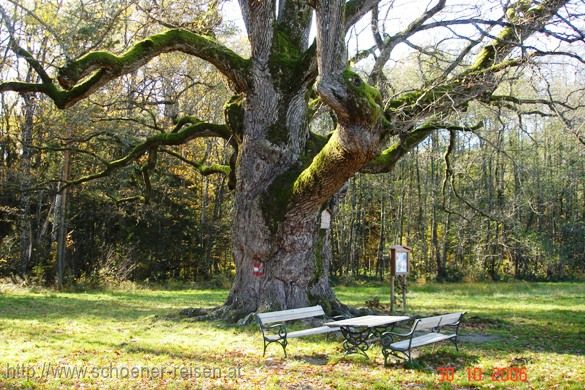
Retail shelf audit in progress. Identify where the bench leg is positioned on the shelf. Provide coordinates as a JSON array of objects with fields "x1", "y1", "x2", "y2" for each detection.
[
  {"x1": 263, "y1": 338, "x2": 288, "y2": 358},
  {"x1": 450, "y1": 337, "x2": 459, "y2": 352},
  {"x1": 382, "y1": 348, "x2": 411, "y2": 366},
  {"x1": 383, "y1": 350, "x2": 390, "y2": 367},
  {"x1": 340, "y1": 327, "x2": 371, "y2": 358}
]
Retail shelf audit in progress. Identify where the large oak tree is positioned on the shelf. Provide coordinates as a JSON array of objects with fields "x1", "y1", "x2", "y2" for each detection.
[{"x1": 1, "y1": 0, "x2": 583, "y2": 318}]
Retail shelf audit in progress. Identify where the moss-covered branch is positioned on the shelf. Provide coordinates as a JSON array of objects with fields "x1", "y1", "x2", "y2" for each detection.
[
  {"x1": 58, "y1": 29, "x2": 250, "y2": 94},
  {"x1": 1, "y1": 28, "x2": 250, "y2": 109},
  {"x1": 362, "y1": 122, "x2": 483, "y2": 174},
  {"x1": 466, "y1": 0, "x2": 566, "y2": 73},
  {"x1": 64, "y1": 120, "x2": 232, "y2": 188},
  {"x1": 161, "y1": 149, "x2": 230, "y2": 176},
  {"x1": 378, "y1": 0, "x2": 566, "y2": 133},
  {"x1": 275, "y1": 131, "x2": 371, "y2": 221},
  {"x1": 0, "y1": 72, "x2": 105, "y2": 108}
]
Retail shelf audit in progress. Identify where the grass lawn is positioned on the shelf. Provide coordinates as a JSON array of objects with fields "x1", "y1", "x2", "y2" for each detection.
[{"x1": 0, "y1": 281, "x2": 583, "y2": 389}]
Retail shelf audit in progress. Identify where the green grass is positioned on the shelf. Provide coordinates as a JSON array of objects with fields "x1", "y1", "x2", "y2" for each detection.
[{"x1": 0, "y1": 282, "x2": 583, "y2": 389}]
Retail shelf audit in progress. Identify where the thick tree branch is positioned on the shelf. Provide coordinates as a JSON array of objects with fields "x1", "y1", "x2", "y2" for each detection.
[
  {"x1": 315, "y1": 1, "x2": 388, "y2": 128},
  {"x1": 277, "y1": 0, "x2": 313, "y2": 50},
  {"x1": 2, "y1": 29, "x2": 250, "y2": 108},
  {"x1": 57, "y1": 29, "x2": 250, "y2": 94},
  {"x1": 161, "y1": 148, "x2": 230, "y2": 176},
  {"x1": 361, "y1": 122, "x2": 483, "y2": 174},
  {"x1": 289, "y1": 130, "x2": 373, "y2": 215},
  {"x1": 345, "y1": 0, "x2": 380, "y2": 33},
  {"x1": 315, "y1": 0, "x2": 353, "y2": 120},
  {"x1": 63, "y1": 120, "x2": 232, "y2": 188},
  {"x1": 240, "y1": 1, "x2": 274, "y2": 64}
]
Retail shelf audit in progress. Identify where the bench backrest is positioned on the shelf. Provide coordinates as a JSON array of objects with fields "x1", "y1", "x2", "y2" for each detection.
[
  {"x1": 414, "y1": 312, "x2": 464, "y2": 331},
  {"x1": 438, "y1": 312, "x2": 464, "y2": 326},
  {"x1": 257, "y1": 305, "x2": 326, "y2": 325}
]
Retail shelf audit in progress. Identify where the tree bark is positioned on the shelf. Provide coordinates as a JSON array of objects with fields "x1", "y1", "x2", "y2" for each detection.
[
  {"x1": 54, "y1": 124, "x2": 73, "y2": 288},
  {"x1": 18, "y1": 94, "x2": 34, "y2": 278}
]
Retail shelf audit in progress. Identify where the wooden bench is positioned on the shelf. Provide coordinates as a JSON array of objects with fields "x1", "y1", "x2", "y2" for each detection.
[
  {"x1": 381, "y1": 312, "x2": 465, "y2": 365},
  {"x1": 256, "y1": 305, "x2": 343, "y2": 357}
]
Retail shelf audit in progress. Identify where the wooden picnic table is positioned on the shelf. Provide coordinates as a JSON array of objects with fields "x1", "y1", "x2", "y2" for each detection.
[{"x1": 324, "y1": 315, "x2": 410, "y2": 358}]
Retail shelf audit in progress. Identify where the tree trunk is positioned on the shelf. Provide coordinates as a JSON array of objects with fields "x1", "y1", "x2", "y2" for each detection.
[
  {"x1": 18, "y1": 95, "x2": 35, "y2": 278},
  {"x1": 376, "y1": 194, "x2": 386, "y2": 280},
  {"x1": 54, "y1": 130, "x2": 72, "y2": 289},
  {"x1": 218, "y1": 37, "x2": 340, "y2": 317}
]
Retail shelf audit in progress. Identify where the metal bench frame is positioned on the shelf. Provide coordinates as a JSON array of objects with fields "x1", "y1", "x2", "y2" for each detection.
[
  {"x1": 381, "y1": 312, "x2": 465, "y2": 365},
  {"x1": 256, "y1": 305, "x2": 344, "y2": 357}
]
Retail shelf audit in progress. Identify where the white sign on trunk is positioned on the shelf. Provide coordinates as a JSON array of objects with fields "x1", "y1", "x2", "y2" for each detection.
[{"x1": 320, "y1": 209, "x2": 331, "y2": 229}]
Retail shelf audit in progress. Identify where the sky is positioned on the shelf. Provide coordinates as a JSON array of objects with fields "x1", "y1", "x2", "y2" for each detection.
[
  {"x1": 219, "y1": 0, "x2": 584, "y2": 73},
  {"x1": 219, "y1": 0, "x2": 499, "y2": 61}
]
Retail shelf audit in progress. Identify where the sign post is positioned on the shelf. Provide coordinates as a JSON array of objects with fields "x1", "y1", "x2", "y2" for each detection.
[{"x1": 390, "y1": 245, "x2": 411, "y2": 313}]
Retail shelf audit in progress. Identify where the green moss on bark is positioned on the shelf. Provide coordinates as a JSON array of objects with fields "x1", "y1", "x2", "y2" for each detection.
[
  {"x1": 367, "y1": 128, "x2": 433, "y2": 171},
  {"x1": 342, "y1": 69, "x2": 389, "y2": 126},
  {"x1": 260, "y1": 132, "x2": 328, "y2": 233},
  {"x1": 260, "y1": 168, "x2": 299, "y2": 234},
  {"x1": 58, "y1": 29, "x2": 250, "y2": 91},
  {"x1": 267, "y1": 123, "x2": 289, "y2": 145},
  {"x1": 293, "y1": 137, "x2": 344, "y2": 197},
  {"x1": 224, "y1": 94, "x2": 245, "y2": 142},
  {"x1": 269, "y1": 24, "x2": 306, "y2": 94}
]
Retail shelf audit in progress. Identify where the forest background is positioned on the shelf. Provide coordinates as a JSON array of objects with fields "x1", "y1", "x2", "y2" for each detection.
[{"x1": 1, "y1": 0, "x2": 584, "y2": 289}]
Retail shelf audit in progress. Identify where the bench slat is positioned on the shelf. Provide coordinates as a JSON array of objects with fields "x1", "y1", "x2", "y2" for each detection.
[
  {"x1": 437, "y1": 312, "x2": 464, "y2": 326},
  {"x1": 287, "y1": 326, "x2": 340, "y2": 338},
  {"x1": 415, "y1": 316, "x2": 443, "y2": 331},
  {"x1": 391, "y1": 332, "x2": 455, "y2": 351},
  {"x1": 257, "y1": 305, "x2": 326, "y2": 324},
  {"x1": 415, "y1": 312, "x2": 463, "y2": 331}
]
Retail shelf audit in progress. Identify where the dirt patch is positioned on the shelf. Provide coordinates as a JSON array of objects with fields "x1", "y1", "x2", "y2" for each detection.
[{"x1": 298, "y1": 354, "x2": 329, "y2": 365}]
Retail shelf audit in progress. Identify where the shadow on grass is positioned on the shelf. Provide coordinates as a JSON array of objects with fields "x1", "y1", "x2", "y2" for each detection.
[
  {"x1": 0, "y1": 294, "x2": 159, "y2": 322},
  {"x1": 385, "y1": 350, "x2": 480, "y2": 372},
  {"x1": 0, "y1": 290, "x2": 226, "y2": 322},
  {"x1": 460, "y1": 312, "x2": 585, "y2": 356}
]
